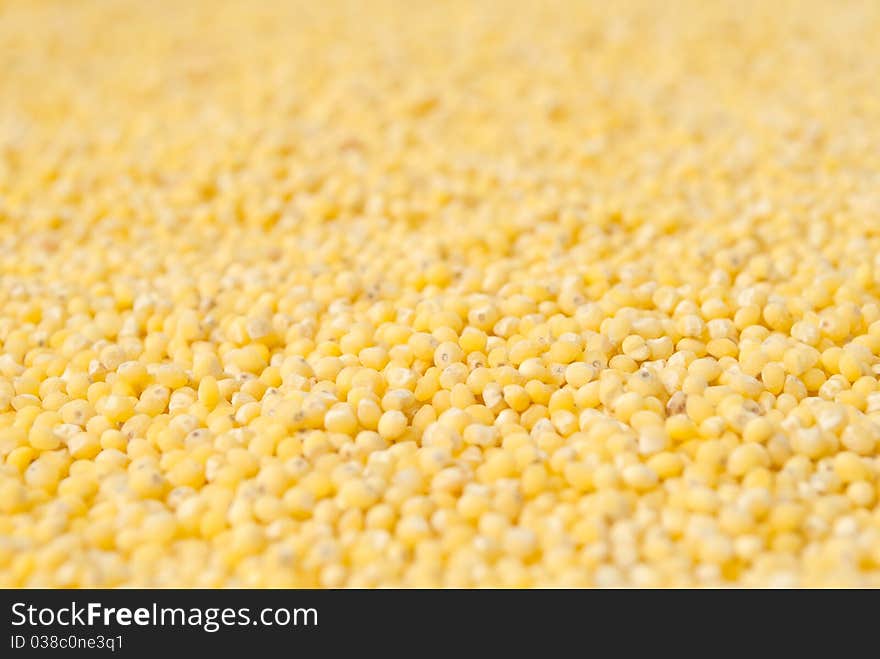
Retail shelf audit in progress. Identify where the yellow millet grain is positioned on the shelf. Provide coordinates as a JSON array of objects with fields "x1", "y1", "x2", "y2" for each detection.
[{"x1": 1, "y1": 0, "x2": 880, "y2": 588}]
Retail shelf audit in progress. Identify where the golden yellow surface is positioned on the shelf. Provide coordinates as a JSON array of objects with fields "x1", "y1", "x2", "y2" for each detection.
[{"x1": 2, "y1": 0, "x2": 880, "y2": 587}]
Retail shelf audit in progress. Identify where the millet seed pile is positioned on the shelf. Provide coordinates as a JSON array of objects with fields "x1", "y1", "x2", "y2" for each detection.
[{"x1": 2, "y1": 0, "x2": 880, "y2": 587}]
